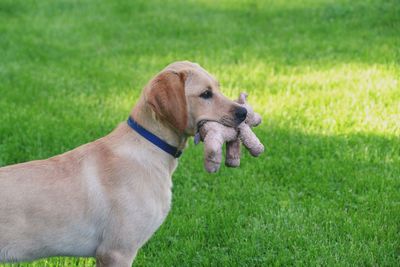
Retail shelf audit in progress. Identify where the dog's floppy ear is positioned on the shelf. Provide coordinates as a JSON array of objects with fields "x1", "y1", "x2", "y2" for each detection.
[{"x1": 146, "y1": 70, "x2": 188, "y2": 133}]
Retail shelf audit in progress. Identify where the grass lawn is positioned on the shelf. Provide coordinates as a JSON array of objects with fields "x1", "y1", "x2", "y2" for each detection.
[{"x1": 1, "y1": 0, "x2": 399, "y2": 266}]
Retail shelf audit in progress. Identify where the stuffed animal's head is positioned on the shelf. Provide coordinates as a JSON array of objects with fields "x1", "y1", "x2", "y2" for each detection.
[{"x1": 238, "y1": 92, "x2": 262, "y2": 127}]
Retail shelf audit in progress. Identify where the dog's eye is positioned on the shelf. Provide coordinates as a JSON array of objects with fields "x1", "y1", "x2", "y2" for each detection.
[{"x1": 200, "y1": 90, "x2": 213, "y2": 99}]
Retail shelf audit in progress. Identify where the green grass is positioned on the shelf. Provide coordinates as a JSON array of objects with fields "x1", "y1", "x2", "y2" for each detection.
[{"x1": 1, "y1": 0, "x2": 399, "y2": 266}]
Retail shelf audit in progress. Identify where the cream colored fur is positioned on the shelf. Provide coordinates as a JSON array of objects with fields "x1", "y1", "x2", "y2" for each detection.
[{"x1": 0, "y1": 61, "x2": 244, "y2": 266}]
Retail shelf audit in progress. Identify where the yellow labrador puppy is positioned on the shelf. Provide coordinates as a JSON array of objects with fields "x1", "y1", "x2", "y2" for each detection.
[{"x1": 0, "y1": 61, "x2": 247, "y2": 266}]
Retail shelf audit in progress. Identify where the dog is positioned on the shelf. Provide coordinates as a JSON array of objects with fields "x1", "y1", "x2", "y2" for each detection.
[{"x1": 0, "y1": 61, "x2": 247, "y2": 266}]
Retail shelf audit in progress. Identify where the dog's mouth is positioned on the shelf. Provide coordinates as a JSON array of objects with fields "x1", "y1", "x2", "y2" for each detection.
[
  {"x1": 219, "y1": 115, "x2": 238, "y2": 128},
  {"x1": 196, "y1": 117, "x2": 237, "y2": 132},
  {"x1": 196, "y1": 120, "x2": 208, "y2": 131},
  {"x1": 194, "y1": 117, "x2": 237, "y2": 145}
]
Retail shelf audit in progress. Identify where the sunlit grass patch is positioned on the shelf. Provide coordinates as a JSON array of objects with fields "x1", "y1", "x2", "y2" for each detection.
[{"x1": 217, "y1": 61, "x2": 399, "y2": 136}]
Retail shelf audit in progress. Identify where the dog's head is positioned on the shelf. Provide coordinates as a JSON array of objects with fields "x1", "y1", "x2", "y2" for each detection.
[{"x1": 145, "y1": 61, "x2": 247, "y2": 135}]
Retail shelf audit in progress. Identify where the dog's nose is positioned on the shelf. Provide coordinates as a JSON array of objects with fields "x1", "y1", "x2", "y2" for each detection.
[{"x1": 234, "y1": 106, "x2": 247, "y2": 124}]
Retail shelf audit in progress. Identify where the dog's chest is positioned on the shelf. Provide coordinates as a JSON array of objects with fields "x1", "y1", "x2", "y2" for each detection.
[
  {"x1": 151, "y1": 175, "x2": 173, "y2": 223},
  {"x1": 130, "y1": 175, "x2": 173, "y2": 243}
]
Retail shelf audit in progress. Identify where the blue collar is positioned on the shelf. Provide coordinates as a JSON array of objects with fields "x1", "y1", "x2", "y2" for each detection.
[{"x1": 127, "y1": 117, "x2": 182, "y2": 158}]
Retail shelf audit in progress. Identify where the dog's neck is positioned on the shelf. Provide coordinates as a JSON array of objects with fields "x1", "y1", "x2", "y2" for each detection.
[{"x1": 130, "y1": 100, "x2": 188, "y2": 153}]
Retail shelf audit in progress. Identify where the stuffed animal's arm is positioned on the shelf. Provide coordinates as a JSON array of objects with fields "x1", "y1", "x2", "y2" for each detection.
[{"x1": 238, "y1": 124, "x2": 264, "y2": 157}]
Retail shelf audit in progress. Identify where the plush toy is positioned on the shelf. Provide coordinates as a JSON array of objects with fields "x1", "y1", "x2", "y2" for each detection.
[{"x1": 195, "y1": 92, "x2": 264, "y2": 173}]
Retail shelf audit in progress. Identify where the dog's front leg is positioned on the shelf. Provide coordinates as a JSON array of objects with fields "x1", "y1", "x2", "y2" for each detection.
[{"x1": 95, "y1": 249, "x2": 137, "y2": 267}]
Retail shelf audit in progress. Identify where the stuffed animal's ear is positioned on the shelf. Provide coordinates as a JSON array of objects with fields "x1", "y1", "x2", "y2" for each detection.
[
  {"x1": 146, "y1": 70, "x2": 188, "y2": 133},
  {"x1": 238, "y1": 92, "x2": 248, "y2": 104}
]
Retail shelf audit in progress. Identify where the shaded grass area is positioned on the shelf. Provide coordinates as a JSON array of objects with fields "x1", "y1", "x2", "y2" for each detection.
[{"x1": 0, "y1": 0, "x2": 399, "y2": 266}]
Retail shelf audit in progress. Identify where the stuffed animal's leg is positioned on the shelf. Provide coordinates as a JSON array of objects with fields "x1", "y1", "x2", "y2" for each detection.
[
  {"x1": 203, "y1": 134, "x2": 224, "y2": 173},
  {"x1": 225, "y1": 139, "x2": 241, "y2": 167},
  {"x1": 238, "y1": 125, "x2": 264, "y2": 157}
]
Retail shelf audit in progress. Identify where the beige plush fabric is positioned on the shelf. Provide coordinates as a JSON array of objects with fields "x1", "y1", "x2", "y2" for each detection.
[{"x1": 197, "y1": 92, "x2": 264, "y2": 173}]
